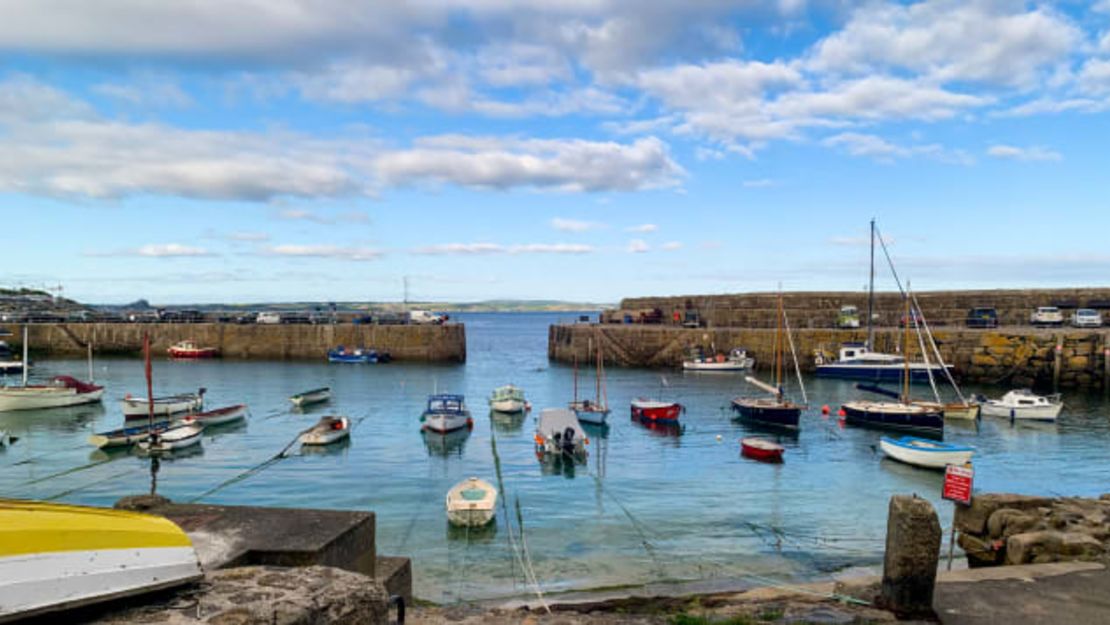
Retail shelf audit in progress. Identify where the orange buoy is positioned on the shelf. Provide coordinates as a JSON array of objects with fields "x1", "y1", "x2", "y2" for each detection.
[
  {"x1": 837, "y1": 408, "x2": 847, "y2": 417},
  {"x1": 821, "y1": 404, "x2": 830, "y2": 415}
]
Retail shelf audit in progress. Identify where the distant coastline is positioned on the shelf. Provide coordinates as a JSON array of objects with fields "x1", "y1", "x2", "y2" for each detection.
[{"x1": 88, "y1": 299, "x2": 614, "y2": 314}]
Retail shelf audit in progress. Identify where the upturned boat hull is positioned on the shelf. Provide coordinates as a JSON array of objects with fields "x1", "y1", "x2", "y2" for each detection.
[{"x1": 0, "y1": 500, "x2": 201, "y2": 623}]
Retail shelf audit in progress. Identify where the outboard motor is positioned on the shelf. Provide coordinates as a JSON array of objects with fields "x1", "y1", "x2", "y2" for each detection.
[{"x1": 561, "y1": 426, "x2": 576, "y2": 455}]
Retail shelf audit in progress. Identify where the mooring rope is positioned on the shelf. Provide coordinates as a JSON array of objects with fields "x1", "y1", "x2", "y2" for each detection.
[{"x1": 43, "y1": 466, "x2": 146, "y2": 501}]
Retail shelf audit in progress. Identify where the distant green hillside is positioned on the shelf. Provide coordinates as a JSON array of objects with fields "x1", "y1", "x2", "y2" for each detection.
[{"x1": 94, "y1": 299, "x2": 613, "y2": 313}]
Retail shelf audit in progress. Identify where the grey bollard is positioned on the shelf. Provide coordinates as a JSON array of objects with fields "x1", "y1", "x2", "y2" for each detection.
[{"x1": 880, "y1": 494, "x2": 941, "y2": 618}]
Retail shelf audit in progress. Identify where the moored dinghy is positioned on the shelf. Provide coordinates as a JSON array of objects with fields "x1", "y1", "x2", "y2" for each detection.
[
  {"x1": 290, "y1": 387, "x2": 331, "y2": 408},
  {"x1": 740, "y1": 437, "x2": 784, "y2": 463},
  {"x1": 137, "y1": 423, "x2": 204, "y2": 453},
  {"x1": 445, "y1": 477, "x2": 497, "y2": 527},
  {"x1": 300, "y1": 416, "x2": 350, "y2": 446},
  {"x1": 89, "y1": 422, "x2": 172, "y2": 449},
  {"x1": 879, "y1": 436, "x2": 974, "y2": 469},
  {"x1": 0, "y1": 500, "x2": 202, "y2": 622},
  {"x1": 121, "y1": 389, "x2": 205, "y2": 419},
  {"x1": 182, "y1": 404, "x2": 247, "y2": 427}
]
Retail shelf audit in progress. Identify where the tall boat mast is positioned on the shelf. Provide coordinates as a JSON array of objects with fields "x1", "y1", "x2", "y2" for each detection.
[
  {"x1": 20, "y1": 325, "x2": 29, "y2": 387},
  {"x1": 901, "y1": 283, "x2": 911, "y2": 404},
  {"x1": 775, "y1": 290, "x2": 784, "y2": 396},
  {"x1": 867, "y1": 218, "x2": 875, "y2": 350}
]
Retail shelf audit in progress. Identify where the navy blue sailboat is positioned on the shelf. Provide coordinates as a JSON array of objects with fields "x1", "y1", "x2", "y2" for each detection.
[{"x1": 732, "y1": 291, "x2": 807, "y2": 430}]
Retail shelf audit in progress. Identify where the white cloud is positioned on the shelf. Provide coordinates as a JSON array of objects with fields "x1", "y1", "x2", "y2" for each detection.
[
  {"x1": 377, "y1": 135, "x2": 683, "y2": 192},
  {"x1": 742, "y1": 178, "x2": 777, "y2": 188},
  {"x1": 1078, "y1": 59, "x2": 1110, "y2": 96},
  {"x1": 661, "y1": 241, "x2": 683, "y2": 251},
  {"x1": 772, "y1": 76, "x2": 989, "y2": 122},
  {"x1": 626, "y1": 223, "x2": 658, "y2": 233},
  {"x1": 92, "y1": 78, "x2": 192, "y2": 108},
  {"x1": 86, "y1": 243, "x2": 213, "y2": 257},
  {"x1": 550, "y1": 217, "x2": 604, "y2": 232},
  {"x1": 807, "y1": 0, "x2": 1081, "y2": 88},
  {"x1": 411, "y1": 242, "x2": 593, "y2": 255},
  {"x1": 627, "y1": 239, "x2": 650, "y2": 253},
  {"x1": 227, "y1": 231, "x2": 270, "y2": 242},
  {"x1": 823, "y1": 132, "x2": 973, "y2": 165},
  {"x1": 264, "y1": 244, "x2": 382, "y2": 261},
  {"x1": 986, "y1": 144, "x2": 1062, "y2": 162}
]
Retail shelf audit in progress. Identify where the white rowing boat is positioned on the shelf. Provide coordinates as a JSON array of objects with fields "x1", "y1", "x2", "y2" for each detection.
[
  {"x1": 300, "y1": 416, "x2": 350, "y2": 446},
  {"x1": 289, "y1": 387, "x2": 330, "y2": 408},
  {"x1": 121, "y1": 389, "x2": 205, "y2": 419},
  {"x1": 445, "y1": 477, "x2": 497, "y2": 527},
  {"x1": 0, "y1": 500, "x2": 202, "y2": 623},
  {"x1": 182, "y1": 404, "x2": 247, "y2": 426},
  {"x1": 879, "y1": 436, "x2": 975, "y2": 470},
  {"x1": 137, "y1": 423, "x2": 204, "y2": 453}
]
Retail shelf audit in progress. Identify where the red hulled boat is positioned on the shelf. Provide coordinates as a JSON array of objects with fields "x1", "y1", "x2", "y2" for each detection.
[
  {"x1": 740, "y1": 437, "x2": 784, "y2": 463},
  {"x1": 168, "y1": 340, "x2": 220, "y2": 359},
  {"x1": 630, "y1": 399, "x2": 683, "y2": 423}
]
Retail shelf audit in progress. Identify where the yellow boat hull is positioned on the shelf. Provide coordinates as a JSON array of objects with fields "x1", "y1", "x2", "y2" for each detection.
[{"x1": 0, "y1": 500, "x2": 202, "y2": 622}]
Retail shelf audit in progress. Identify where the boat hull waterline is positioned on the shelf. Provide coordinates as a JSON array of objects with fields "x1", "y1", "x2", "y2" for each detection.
[
  {"x1": 731, "y1": 399, "x2": 801, "y2": 430},
  {"x1": 840, "y1": 402, "x2": 944, "y2": 439}
]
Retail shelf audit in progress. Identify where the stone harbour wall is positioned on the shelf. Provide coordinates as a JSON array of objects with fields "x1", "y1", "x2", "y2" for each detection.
[
  {"x1": 956, "y1": 493, "x2": 1110, "y2": 568},
  {"x1": 611, "y1": 288, "x2": 1110, "y2": 329},
  {"x1": 6, "y1": 322, "x2": 467, "y2": 362},
  {"x1": 548, "y1": 324, "x2": 1110, "y2": 388}
]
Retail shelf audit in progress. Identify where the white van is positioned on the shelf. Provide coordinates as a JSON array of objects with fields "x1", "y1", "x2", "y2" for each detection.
[
  {"x1": 407, "y1": 310, "x2": 446, "y2": 325},
  {"x1": 256, "y1": 312, "x2": 282, "y2": 324}
]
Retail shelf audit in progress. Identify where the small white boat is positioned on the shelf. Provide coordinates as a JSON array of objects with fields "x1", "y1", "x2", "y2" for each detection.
[
  {"x1": 979, "y1": 389, "x2": 1063, "y2": 421},
  {"x1": 121, "y1": 389, "x2": 205, "y2": 419},
  {"x1": 535, "y1": 408, "x2": 588, "y2": 460},
  {"x1": 300, "y1": 416, "x2": 350, "y2": 446},
  {"x1": 182, "y1": 404, "x2": 247, "y2": 427},
  {"x1": 88, "y1": 422, "x2": 172, "y2": 449},
  {"x1": 421, "y1": 394, "x2": 472, "y2": 434},
  {"x1": 880, "y1": 436, "x2": 975, "y2": 470},
  {"x1": 914, "y1": 400, "x2": 981, "y2": 420},
  {"x1": 682, "y1": 347, "x2": 755, "y2": 371},
  {"x1": 289, "y1": 387, "x2": 330, "y2": 408},
  {"x1": 488, "y1": 385, "x2": 526, "y2": 414},
  {"x1": 137, "y1": 423, "x2": 204, "y2": 453},
  {"x1": 445, "y1": 477, "x2": 497, "y2": 527},
  {"x1": 0, "y1": 376, "x2": 104, "y2": 412},
  {"x1": 0, "y1": 500, "x2": 202, "y2": 622}
]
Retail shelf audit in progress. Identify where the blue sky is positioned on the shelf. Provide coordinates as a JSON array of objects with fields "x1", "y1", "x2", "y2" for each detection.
[{"x1": 2, "y1": 0, "x2": 1110, "y2": 304}]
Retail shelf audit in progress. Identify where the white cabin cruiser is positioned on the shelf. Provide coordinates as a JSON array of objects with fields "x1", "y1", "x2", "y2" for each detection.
[{"x1": 979, "y1": 389, "x2": 1063, "y2": 421}]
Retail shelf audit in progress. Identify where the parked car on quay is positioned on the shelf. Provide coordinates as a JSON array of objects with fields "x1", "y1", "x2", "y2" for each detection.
[
  {"x1": 1072, "y1": 308, "x2": 1103, "y2": 328},
  {"x1": 966, "y1": 307, "x2": 999, "y2": 328},
  {"x1": 1030, "y1": 306, "x2": 1064, "y2": 327},
  {"x1": 256, "y1": 312, "x2": 282, "y2": 324}
]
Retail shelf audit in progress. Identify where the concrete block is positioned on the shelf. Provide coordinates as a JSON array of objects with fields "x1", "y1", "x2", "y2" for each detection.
[
  {"x1": 880, "y1": 495, "x2": 941, "y2": 618},
  {"x1": 377, "y1": 555, "x2": 413, "y2": 608}
]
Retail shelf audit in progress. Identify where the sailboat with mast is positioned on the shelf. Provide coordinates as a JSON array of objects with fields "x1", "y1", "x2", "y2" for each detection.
[
  {"x1": 815, "y1": 219, "x2": 949, "y2": 383},
  {"x1": 0, "y1": 326, "x2": 104, "y2": 412},
  {"x1": 569, "y1": 334, "x2": 610, "y2": 425},
  {"x1": 731, "y1": 290, "x2": 807, "y2": 430},
  {"x1": 840, "y1": 288, "x2": 944, "y2": 439}
]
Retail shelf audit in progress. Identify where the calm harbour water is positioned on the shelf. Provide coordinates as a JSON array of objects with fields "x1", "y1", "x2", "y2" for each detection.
[{"x1": 2, "y1": 312, "x2": 1109, "y2": 602}]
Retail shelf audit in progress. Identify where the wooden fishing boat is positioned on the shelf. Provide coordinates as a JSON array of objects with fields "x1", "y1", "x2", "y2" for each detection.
[
  {"x1": 879, "y1": 436, "x2": 974, "y2": 469},
  {"x1": 121, "y1": 389, "x2": 204, "y2": 419},
  {"x1": 289, "y1": 387, "x2": 331, "y2": 408},
  {"x1": 300, "y1": 416, "x2": 350, "y2": 446},
  {"x1": 630, "y1": 399, "x2": 682, "y2": 423},
  {"x1": 167, "y1": 340, "x2": 219, "y2": 359},
  {"x1": 0, "y1": 376, "x2": 104, "y2": 412},
  {"x1": 0, "y1": 500, "x2": 202, "y2": 622},
  {"x1": 88, "y1": 422, "x2": 172, "y2": 449},
  {"x1": 420, "y1": 394, "x2": 472, "y2": 434},
  {"x1": 182, "y1": 404, "x2": 247, "y2": 427},
  {"x1": 535, "y1": 408, "x2": 588, "y2": 461},
  {"x1": 569, "y1": 335, "x2": 610, "y2": 425},
  {"x1": 488, "y1": 384, "x2": 526, "y2": 414},
  {"x1": 740, "y1": 437, "x2": 784, "y2": 462},
  {"x1": 137, "y1": 423, "x2": 204, "y2": 453},
  {"x1": 733, "y1": 291, "x2": 806, "y2": 431},
  {"x1": 979, "y1": 390, "x2": 1063, "y2": 421},
  {"x1": 445, "y1": 477, "x2": 497, "y2": 527}
]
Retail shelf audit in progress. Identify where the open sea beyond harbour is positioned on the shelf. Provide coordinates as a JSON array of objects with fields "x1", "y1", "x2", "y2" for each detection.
[{"x1": 2, "y1": 312, "x2": 1109, "y2": 603}]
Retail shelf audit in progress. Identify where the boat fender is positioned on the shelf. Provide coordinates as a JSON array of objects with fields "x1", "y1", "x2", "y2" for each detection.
[
  {"x1": 837, "y1": 408, "x2": 846, "y2": 417},
  {"x1": 534, "y1": 434, "x2": 544, "y2": 446}
]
